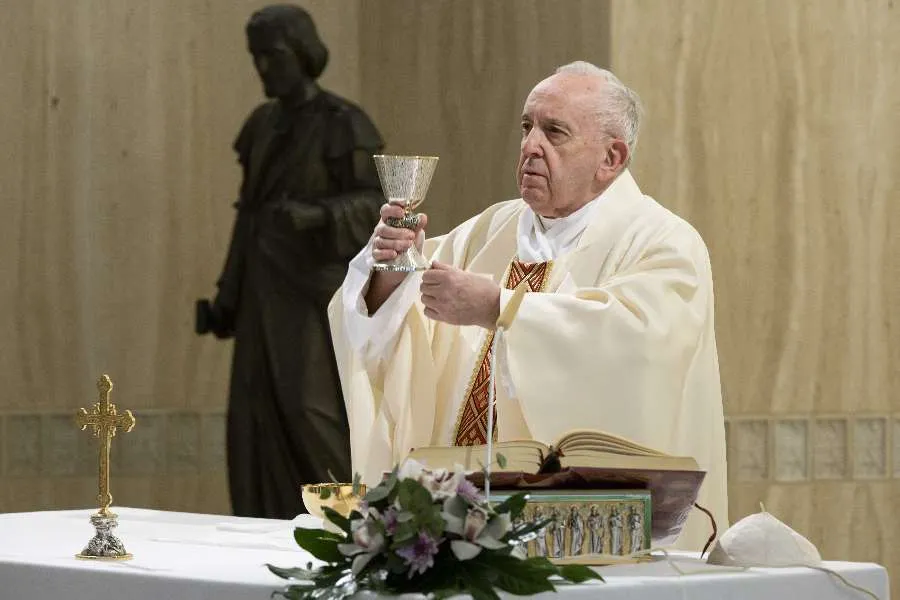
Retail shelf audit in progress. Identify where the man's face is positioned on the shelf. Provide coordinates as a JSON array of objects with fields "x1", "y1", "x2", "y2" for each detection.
[
  {"x1": 516, "y1": 73, "x2": 612, "y2": 218},
  {"x1": 247, "y1": 31, "x2": 306, "y2": 99}
]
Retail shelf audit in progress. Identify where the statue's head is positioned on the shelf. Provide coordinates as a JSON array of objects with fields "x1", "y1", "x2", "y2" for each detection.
[{"x1": 246, "y1": 4, "x2": 329, "y2": 99}]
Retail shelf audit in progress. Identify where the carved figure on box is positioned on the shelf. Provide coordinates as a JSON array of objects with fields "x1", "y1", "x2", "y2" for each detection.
[
  {"x1": 549, "y1": 506, "x2": 565, "y2": 558},
  {"x1": 512, "y1": 513, "x2": 527, "y2": 555},
  {"x1": 532, "y1": 506, "x2": 548, "y2": 557},
  {"x1": 629, "y1": 506, "x2": 644, "y2": 553},
  {"x1": 609, "y1": 506, "x2": 624, "y2": 555},
  {"x1": 195, "y1": 4, "x2": 384, "y2": 519},
  {"x1": 567, "y1": 505, "x2": 585, "y2": 555},
  {"x1": 587, "y1": 505, "x2": 606, "y2": 554}
]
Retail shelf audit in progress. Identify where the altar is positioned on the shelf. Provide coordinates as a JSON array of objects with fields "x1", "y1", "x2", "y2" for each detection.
[{"x1": 0, "y1": 507, "x2": 889, "y2": 600}]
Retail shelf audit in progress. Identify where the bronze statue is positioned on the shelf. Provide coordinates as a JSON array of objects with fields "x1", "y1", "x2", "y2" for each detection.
[{"x1": 196, "y1": 3, "x2": 384, "y2": 519}]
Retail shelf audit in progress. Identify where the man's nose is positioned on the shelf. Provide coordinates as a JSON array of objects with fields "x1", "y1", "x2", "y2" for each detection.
[{"x1": 521, "y1": 128, "x2": 544, "y2": 157}]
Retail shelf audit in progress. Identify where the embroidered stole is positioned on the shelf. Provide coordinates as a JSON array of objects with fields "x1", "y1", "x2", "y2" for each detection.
[{"x1": 452, "y1": 259, "x2": 553, "y2": 446}]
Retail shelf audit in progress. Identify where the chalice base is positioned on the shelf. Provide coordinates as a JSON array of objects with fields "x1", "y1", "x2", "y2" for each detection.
[{"x1": 373, "y1": 245, "x2": 430, "y2": 272}]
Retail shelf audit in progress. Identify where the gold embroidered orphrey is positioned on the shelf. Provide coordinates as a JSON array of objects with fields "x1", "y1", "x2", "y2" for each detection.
[
  {"x1": 453, "y1": 259, "x2": 554, "y2": 446},
  {"x1": 74, "y1": 374, "x2": 136, "y2": 560}
]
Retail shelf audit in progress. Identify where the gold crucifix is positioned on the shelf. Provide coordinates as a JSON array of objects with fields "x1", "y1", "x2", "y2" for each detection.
[{"x1": 75, "y1": 374, "x2": 136, "y2": 517}]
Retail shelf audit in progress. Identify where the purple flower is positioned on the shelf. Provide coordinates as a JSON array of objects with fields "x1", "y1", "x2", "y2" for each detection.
[
  {"x1": 382, "y1": 507, "x2": 399, "y2": 535},
  {"x1": 455, "y1": 478, "x2": 483, "y2": 504},
  {"x1": 395, "y1": 531, "x2": 442, "y2": 577}
]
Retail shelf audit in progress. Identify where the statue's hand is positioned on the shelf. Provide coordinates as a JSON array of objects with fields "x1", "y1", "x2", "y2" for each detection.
[{"x1": 195, "y1": 298, "x2": 235, "y2": 339}]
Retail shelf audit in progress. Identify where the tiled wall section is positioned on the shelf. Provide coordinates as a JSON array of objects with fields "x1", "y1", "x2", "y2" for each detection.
[
  {"x1": 5, "y1": 412, "x2": 900, "y2": 515},
  {"x1": 727, "y1": 416, "x2": 900, "y2": 483},
  {"x1": 0, "y1": 410, "x2": 230, "y2": 515}
]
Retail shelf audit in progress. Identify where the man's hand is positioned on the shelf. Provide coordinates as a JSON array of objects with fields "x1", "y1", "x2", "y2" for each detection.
[
  {"x1": 365, "y1": 203, "x2": 429, "y2": 313},
  {"x1": 371, "y1": 202, "x2": 427, "y2": 263},
  {"x1": 420, "y1": 261, "x2": 501, "y2": 329}
]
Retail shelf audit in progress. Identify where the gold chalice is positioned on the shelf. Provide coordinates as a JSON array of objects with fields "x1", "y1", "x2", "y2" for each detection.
[{"x1": 301, "y1": 483, "x2": 367, "y2": 523}]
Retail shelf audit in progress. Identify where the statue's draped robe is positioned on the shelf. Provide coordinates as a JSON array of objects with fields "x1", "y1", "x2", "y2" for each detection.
[
  {"x1": 328, "y1": 170, "x2": 728, "y2": 549},
  {"x1": 217, "y1": 90, "x2": 383, "y2": 518}
]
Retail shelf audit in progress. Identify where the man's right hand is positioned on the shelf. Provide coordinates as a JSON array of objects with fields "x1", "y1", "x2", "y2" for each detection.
[
  {"x1": 371, "y1": 202, "x2": 428, "y2": 262},
  {"x1": 364, "y1": 202, "x2": 428, "y2": 314}
]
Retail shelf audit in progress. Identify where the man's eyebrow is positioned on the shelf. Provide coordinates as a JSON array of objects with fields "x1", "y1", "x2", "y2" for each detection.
[{"x1": 543, "y1": 117, "x2": 571, "y2": 130}]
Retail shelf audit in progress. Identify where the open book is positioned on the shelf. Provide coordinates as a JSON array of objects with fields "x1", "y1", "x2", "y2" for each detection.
[
  {"x1": 408, "y1": 429, "x2": 700, "y2": 473},
  {"x1": 407, "y1": 429, "x2": 706, "y2": 545}
]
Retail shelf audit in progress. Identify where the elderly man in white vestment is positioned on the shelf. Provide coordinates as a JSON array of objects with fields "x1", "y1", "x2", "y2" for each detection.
[{"x1": 327, "y1": 61, "x2": 728, "y2": 550}]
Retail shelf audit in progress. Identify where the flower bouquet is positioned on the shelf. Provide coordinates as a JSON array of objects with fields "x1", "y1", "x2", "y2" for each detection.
[{"x1": 269, "y1": 460, "x2": 602, "y2": 599}]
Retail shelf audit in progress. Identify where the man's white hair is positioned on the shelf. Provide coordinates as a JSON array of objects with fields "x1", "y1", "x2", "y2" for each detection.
[{"x1": 555, "y1": 61, "x2": 643, "y2": 164}]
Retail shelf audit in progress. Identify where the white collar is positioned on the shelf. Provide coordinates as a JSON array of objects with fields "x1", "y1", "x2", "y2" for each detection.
[{"x1": 517, "y1": 195, "x2": 602, "y2": 262}]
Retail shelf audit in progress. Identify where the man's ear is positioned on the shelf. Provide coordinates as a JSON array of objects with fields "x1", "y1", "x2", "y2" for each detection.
[
  {"x1": 605, "y1": 139, "x2": 629, "y2": 172},
  {"x1": 594, "y1": 139, "x2": 629, "y2": 185}
]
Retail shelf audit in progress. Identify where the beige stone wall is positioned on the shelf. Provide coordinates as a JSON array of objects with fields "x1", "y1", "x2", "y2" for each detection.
[
  {"x1": 0, "y1": 0, "x2": 360, "y2": 514},
  {"x1": 356, "y1": 0, "x2": 611, "y2": 235},
  {"x1": 2, "y1": 0, "x2": 898, "y2": 592},
  {"x1": 611, "y1": 0, "x2": 900, "y2": 583}
]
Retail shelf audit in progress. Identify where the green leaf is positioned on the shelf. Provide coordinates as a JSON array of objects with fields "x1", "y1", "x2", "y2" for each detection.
[
  {"x1": 444, "y1": 495, "x2": 468, "y2": 518},
  {"x1": 477, "y1": 554, "x2": 557, "y2": 595},
  {"x1": 326, "y1": 468, "x2": 340, "y2": 484},
  {"x1": 363, "y1": 468, "x2": 397, "y2": 505},
  {"x1": 362, "y1": 484, "x2": 390, "y2": 504},
  {"x1": 424, "y1": 505, "x2": 447, "y2": 538},
  {"x1": 265, "y1": 564, "x2": 316, "y2": 581},
  {"x1": 347, "y1": 509, "x2": 363, "y2": 521},
  {"x1": 397, "y1": 479, "x2": 434, "y2": 517},
  {"x1": 384, "y1": 551, "x2": 407, "y2": 574},
  {"x1": 311, "y1": 563, "x2": 349, "y2": 586},
  {"x1": 557, "y1": 563, "x2": 604, "y2": 583},
  {"x1": 456, "y1": 562, "x2": 503, "y2": 600},
  {"x1": 292, "y1": 528, "x2": 345, "y2": 563},
  {"x1": 390, "y1": 521, "x2": 417, "y2": 545},
  {"x1": 321, "y1": 507, "x2": 351, "y2": 535},
  {"x1": 492, "y1": 492, "x2": 528, "y2": 518},
  {"x1": 516, "y1": 556, "x2": 561, "y2": 575},
  {"x1": 496, "y1": 453, "x2": 507, "y2": 469},
  {"x1": 466, "y1": 582, "x2": 502, "y2": 600},
  {"x1": 317, "y1": 487, "x2": 332, "y2": 500}
]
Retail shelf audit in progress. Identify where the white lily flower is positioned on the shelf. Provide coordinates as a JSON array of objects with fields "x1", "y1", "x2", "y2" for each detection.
[
  {"x1": 351, "y1": 551, "x2": 378, "y2": 575},
  {"x1": 397, "y1": 458, "x2": 427, "y2": 481},
  {"x1": 397, "y1": 459, "x2": 466, "y2": 501},
  {"x1": 484, "y1": 512, "x2": 512, "y2": 540},
  {"x1": 463, "y1": 508, "x2": 488, "y2": 542},
  {"x1": 450, "y1": 540, "x2": 482, "y2": 561},
  {"x1": 351, "y1": 522, "x2": 385, "y2": 554},
  {"x1": 442, "y1": 511, "x2": 464, "y2": 536}
]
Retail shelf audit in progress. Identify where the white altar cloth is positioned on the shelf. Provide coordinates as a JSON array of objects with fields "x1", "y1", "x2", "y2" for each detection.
[{"x1": 0, "y1": 507, "x2": 889, "y2": 600}]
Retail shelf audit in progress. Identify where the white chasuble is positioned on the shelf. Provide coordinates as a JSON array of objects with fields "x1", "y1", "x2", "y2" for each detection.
[{"x1": 327, "y1": 170, "x2": 728, "y2": 550}]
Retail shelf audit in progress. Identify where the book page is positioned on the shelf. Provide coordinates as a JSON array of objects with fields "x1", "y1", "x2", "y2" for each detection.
[
  {"x1": 407, "y1": 440, "x2": 548, "y2": 472},
  {"x1": 559, "y1": 451, "x2": 699, "y2": 471},
  {"x1": 555, "y1": 429, "x2": 667, "y2": 457}
]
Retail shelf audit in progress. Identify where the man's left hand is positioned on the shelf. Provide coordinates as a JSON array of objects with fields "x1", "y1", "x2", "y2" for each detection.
[{"x1": 420, "y1": 261, "x2": 500, "y2": 329}]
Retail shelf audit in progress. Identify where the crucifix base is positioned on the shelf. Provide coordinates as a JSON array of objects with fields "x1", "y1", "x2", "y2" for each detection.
[{"x1": 75, "y1": 512, "x2": 132, "y2": 561}]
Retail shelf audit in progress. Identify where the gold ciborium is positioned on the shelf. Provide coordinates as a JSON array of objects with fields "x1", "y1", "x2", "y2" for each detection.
[{"x1": 301, "y1": 483, "x2": 367, "y2": 523}]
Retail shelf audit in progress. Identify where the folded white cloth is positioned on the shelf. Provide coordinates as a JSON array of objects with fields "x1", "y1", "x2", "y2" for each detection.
[{"x1": 707, "y1": 509, "x2": 822, "y2": 568}]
